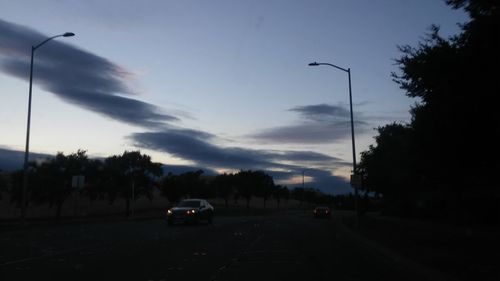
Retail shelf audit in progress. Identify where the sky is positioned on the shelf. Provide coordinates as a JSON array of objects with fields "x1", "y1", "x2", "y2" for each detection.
[{"x1": 0, "y1": 0, "x2": 468, "y2": 194}]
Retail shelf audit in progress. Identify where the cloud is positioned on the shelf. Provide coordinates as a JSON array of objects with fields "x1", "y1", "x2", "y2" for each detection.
[
  {"x1": 129, "y1": 128, "x2": 345, "y2": 171},
  {"x1": 129, "y1": 128, "x2": 353, "y2": 194},
  {"x1": 0, "y1": 19, "x2": 177, "y2": 128},
  {"x1": 250, "y1": 103, "x2": 369, "y2": 144},
  {"x1": 290, "y1": 103, "x2": 350, "y2": 121},
  {"x1": 130, "y1": 128, "x2": 288, "y2": 170},
  {"x1": 162, "y1": 164, "x2": 217, "y2": 176}
]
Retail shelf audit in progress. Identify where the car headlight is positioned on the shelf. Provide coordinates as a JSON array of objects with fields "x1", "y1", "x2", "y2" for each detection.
[{"x1": 167, "y1": 209, "x2": 172, "y2": 215}]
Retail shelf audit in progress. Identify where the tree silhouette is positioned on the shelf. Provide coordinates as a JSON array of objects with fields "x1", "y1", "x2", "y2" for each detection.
[
  {"x1": 272, "y1": 185, "x2": 289, "y2": 209},
  {"x1": 252, "y1": 171, "x2": 274, "y2": 208},
  {"x1": 159, "y1": 170, "x2": 207, "y2": 204},
  {"x1": 358, "y1": 123, "x2": 420, "y2": 215},
  {"x1": 212, "y1": 173, "x2": 235, "y2": 207},
  {"x1": 21, "y1": 150, "x2": 90, "y2": 218},
  {"x1": 103, "y1": 151, "x2": 163, "y2": 216},
  {"x1": 234, "y1": 170, "x2": 253, "y2": 208},
  {"x1": 359, "y1": 0, "x2": 500, "y2": 220},
  {"x1": 233, "y1": 170, "x2": 274, "y2": 208},
  {"x1": 0, "y1": 170, "x2": 7, "y2": 200},
  {"x1": 160, "y1": 172, "x2": 184, "y2": 204}
]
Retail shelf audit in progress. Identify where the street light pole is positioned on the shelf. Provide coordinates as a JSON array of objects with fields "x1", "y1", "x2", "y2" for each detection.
[
  {"x1": 302, "y1": 170, "x2": 305, "y2": 189},
  {"x1": 308, "y1": 61, "x2": 359, "y2": 225},
  {"x1": 21, "y1": 32, "x2": 75, "y2": 221},
  {"x1": 302, "y1": 170, "x2": 305, "y2": 213}
]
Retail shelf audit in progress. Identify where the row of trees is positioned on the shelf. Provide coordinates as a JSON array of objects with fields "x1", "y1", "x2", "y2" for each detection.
[
  {"x1": 1, "y1": 150, "x2": 337, "y2": 218},
  {"x1": 6, "y1": 150, "x2": 162, "y2": 218},
  {"x1": 357, "y1": 0, "x2": 499, "y2": 222},
  {"x1": 160, "y1": 170, "x2": 287, "y2": 208}
]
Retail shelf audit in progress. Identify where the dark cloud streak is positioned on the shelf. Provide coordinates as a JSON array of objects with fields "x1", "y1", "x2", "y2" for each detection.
[
  {"x1": 290, "y1": 103, "x2": 350, "y2": 121},
  {"x1": 251, "y1": 103, "x2": 369, "y2": 144},
  {"x1": 0, "y1": 19, "x2": 177, "y2": 128},
  {"x1": 129, "y1": 129, "x2": 352, "y2": 194},
  {"x1": 129, "y1": 129, "x2": 344, "y2": 171}
]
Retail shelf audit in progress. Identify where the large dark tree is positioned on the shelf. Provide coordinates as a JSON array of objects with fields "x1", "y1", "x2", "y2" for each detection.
[
  {"x1": 81, "y1": 159, "x2": 106, "y2": 201},
  {"x1": 159, "y1": 170, "x2": 207, "y2": 204},
  {"x1": 252, "y1": 171, "x2": 275, "y2": 208},
  {"x1": 211, "y1": 173, "x2": 235, "y2": 207},
  {"x1": 103, "y1": 151, "x2": 163, "y2": 216},
  {"x1": 360, "y1": 0, "x2": 499, "y2": 219},
  {"x1": 392, "y1": 0, "x2": 499, "y2": 189},
  {"x1": 272, "y1": 185, "x2": 290, "y2": 209},
  {"x1": 0, "y1": 170, "x2": 7, "y2": 200},
  {"x1": 233, "y1": 170, "x2": 255, "y2": 208},
  {"x1": 233, "y1": 170, "x2": 274, "y2": 208},
  {"x1": 358, "y1": 123, "x2": 419, "y2": 215},
  {"x1": 160, "y1": 172, "x2": 185, "y2": 204},
  {"x1": 27, "y1": 150, "x2": 89, "y2": 218}
]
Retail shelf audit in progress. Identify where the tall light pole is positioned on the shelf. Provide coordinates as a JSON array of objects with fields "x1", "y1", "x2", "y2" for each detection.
[
  {"x1": 308, "y1": 61, "x2": 359, "y2": 224},
  {"x1": 302, "y1": 170, "x2": 305, "y2": 189},
  {"x1": 21, "y1": 32, "x2": 75, "y2": 221},
  {"x1": 302, "y1": 170, "x2": 305, "y2": 213}
]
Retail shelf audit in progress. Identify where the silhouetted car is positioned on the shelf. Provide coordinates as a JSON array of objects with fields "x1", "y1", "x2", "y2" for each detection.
[
  {"x1": 313, "y1": 206, "x2": 331, "y2": 219},
  {"x1": 166, "y1": 199, "x2": 214, "y2": 225}
]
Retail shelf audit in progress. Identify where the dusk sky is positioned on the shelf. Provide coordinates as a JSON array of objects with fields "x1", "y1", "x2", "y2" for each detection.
[{"x1": 0, "y1": 0, "x2": 468, "y2": 194}]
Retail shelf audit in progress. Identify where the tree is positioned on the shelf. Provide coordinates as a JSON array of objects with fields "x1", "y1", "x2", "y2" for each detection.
[
  {"x1": 359, "y1": 0, "x2": 500, "y2": 219},
  {"x1": 272, "y1": 185, "x2": 289, "y2": 209},
  {"x1": 392, "y1": 0, "x2": 499, "y2": 190},
  {"x1": 160, "y1": 172, "x2": 185, "y2": 204},
  {"x1": 81, "y1": 158, "x2": 106, "y2": 201},
  {"x1": 358, "y1": 123, "x2": 419, "y2": 191},
  {"x1": 159, "y1": 170, "x2": 207, "y2": 204},
  {"x1": 212, "y1": 173, "x2": 235, "y2": 207},
  {"x1": 103, "y1": 151, "x2": 163, "y2": 216},
  {"x1": 22, "y1": 150, "x2": 90, "y2": 218},
  {"x1": 9, "y1": 169, "x2": 25, "y2": 208},
  {"x1": 291, "y1": 187, "x2": 305, "y2": 205},
  {"x1": 181, "y1": 170, "x2": 207, "y2": 198},
  {"x1": 0, "y1": 170, "x2": 7, "y2": 200},
  {"x1": 234, "y1": 170, "x2": 254, "y2": 208},
  {"x1": 233, "y1": 170, "x2": 275, "y2": 208},
  {"x1": 252, "y1": 171, "x2": 275, "y2": 208}
]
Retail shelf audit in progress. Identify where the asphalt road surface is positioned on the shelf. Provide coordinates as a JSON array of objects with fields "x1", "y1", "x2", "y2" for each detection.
[{"x1": 1, "y1": 211, "x2": 436, "y2": 281}]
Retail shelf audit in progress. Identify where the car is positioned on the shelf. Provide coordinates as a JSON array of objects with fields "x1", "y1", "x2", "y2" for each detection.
[
  {"x1": 313, "y1": 206, "x2": 331, "y2": 219},
  {"x1": 166, "y1": 199, "x2": 214, "y2": 225}
]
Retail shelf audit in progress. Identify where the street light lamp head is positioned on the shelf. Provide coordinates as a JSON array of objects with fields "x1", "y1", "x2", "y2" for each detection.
[
  {"x1": 63, "y1": 32, "x2": 75, "y2": 37},
  {"x1": 308, "y1": 62, "x2": 319, "y2": 66}
]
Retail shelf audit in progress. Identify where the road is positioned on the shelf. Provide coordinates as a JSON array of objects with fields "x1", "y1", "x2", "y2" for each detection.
[{"x1": 1, "y1": 211, "x2": 435, "y2": 281}]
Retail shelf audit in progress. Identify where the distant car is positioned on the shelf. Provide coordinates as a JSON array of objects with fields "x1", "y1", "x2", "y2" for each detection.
[
  {"x1": 166, "y1": 199, "x2": 214, "y2": 225},
  {"x1": 313, "y1": 206, "x2": 331, "y2": 219}
]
